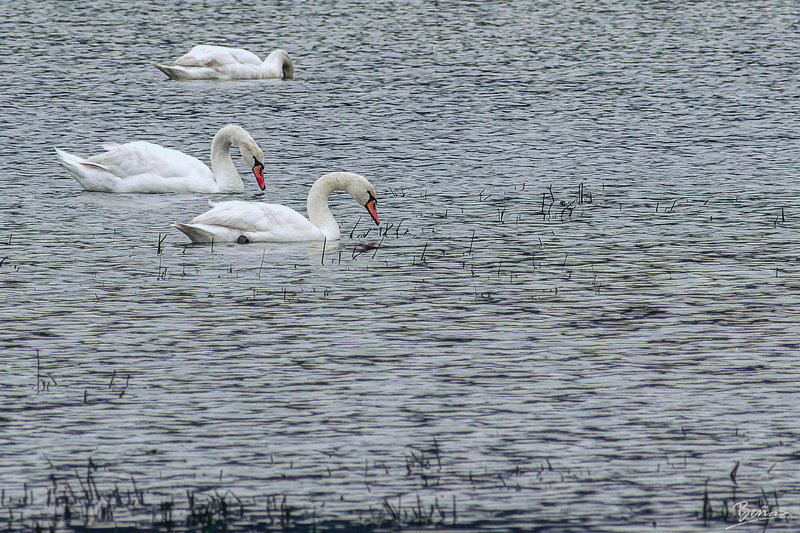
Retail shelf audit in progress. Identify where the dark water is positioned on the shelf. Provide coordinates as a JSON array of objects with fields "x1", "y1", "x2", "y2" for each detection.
[{"x1": 1, "y1": 1, "x2": 800, "y2": 531}]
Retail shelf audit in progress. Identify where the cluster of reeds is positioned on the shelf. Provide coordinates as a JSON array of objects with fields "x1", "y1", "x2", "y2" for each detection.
[
  {"x1": 0, "y1": 466, "x2": 301, "y2": 533},
  {"x1": 539, "y1": 182, "x2": 593, "y2": 222},
  {"x1": 0, "y1": 444, "x2": 463, "y2": 533}
]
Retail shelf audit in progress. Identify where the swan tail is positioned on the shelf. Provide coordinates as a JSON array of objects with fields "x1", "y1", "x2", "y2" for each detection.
[
  {"x1": 54, "y1": 147, "x2": 117, "y2": 191},
  {"x1": 172, "y1": 222, "x2": 218, "y2": 243}
]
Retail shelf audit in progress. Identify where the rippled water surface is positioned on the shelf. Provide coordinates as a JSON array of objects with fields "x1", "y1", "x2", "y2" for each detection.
[{"x1": 2, "y1": 1, "x2": 800, "y2": 531}]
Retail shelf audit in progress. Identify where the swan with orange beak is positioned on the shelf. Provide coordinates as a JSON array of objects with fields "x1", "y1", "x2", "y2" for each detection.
[{"x1": 174, "y1": 172, "x2": 380, "y2": 243}]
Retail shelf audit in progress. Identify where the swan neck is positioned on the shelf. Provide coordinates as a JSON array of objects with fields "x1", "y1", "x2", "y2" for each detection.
[
  {"x1": 210, "y1": 128, "x2": 244, "y2": 193},
  {"x1": 265, "y1": 50, "x2": 293, "y2": 79},
  {"x1": 307, "y1": 175, "x2": 341, "y2": 240}
]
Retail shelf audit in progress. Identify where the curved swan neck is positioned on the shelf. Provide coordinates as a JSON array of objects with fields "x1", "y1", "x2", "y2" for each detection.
[
  {"x1": 265, "y1": 49, "x2": 293, "y2": 79},
  {"x1": 306, "y1": 173, "x2": 346, "y2": 240},
  {"x1": 306, "y1": 172, "x2": 375, "y2": 241},
  {"x1": 209, "y1": 125, "x2": 249, "y2": 193}
]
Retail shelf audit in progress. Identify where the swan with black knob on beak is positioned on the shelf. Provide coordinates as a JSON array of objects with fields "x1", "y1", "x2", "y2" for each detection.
[
  {"x1": 173, "y1": 172, "x2": 380, "y2": 243},
  {"x1": 55, "y1": 125, "x2": 266, "y2": 194}
]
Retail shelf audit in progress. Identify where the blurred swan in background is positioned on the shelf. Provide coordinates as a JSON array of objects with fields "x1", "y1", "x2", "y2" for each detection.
[{"x1": 153, "y1": 45, "x2": 294, "y2": 80}]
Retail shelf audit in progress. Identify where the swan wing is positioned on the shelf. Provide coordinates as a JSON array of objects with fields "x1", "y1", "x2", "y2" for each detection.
[
  {"x1": 88, "y1": 141, "x2": 213, "y2": 181},
  {"x1": 173, "y1": 45, "x2": 263, "y2": 68},
  {"x1": 187, "y1": 201, "x2": 323, "y2": 242}
]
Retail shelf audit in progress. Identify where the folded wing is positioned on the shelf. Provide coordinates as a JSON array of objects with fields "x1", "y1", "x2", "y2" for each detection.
[{"x1": 172, "y1": 45, "x2": 263, "y2": 68}]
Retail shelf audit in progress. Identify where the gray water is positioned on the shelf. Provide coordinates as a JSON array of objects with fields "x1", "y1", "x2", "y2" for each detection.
[{"x1": 1, "y1": 1, "x2": 800, "y2": 531}]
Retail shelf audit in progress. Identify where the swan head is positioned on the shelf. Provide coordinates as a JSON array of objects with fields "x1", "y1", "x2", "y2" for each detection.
[
  {"x1": 212, "y1": 124, "x2": 267, "y2": 190},
  {"x1": 364, "y1": 190, "x2": 379, "y2": 225},
  {"x1": 267, "y1": 49, "x2": 294, "y2": 80},
  {"x1": 240, "y1": 144, "x2": 266, "y2": 191},
  {"x1": 342, "y1": 173, "x2": 379, "y2": 225}
]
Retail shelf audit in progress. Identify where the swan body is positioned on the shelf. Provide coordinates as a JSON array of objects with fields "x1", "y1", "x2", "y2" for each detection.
[
  {"x1": 55, "y1": 125, "x2": 266, "y2": 193},
  {"x1": 153, "y1": 45, "x2": 294, "y2": 80},
  {"x1": 174, "y1": 172, "x2": 379, "y2": 243}
]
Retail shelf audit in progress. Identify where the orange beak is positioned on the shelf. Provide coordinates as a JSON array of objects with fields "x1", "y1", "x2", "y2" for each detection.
[
  {"x1": 365, "y1": 198, "x2": 379, "y2": 225},
  {"x1": 253, "y1": 162, "x2": 265, "y2": 190}
]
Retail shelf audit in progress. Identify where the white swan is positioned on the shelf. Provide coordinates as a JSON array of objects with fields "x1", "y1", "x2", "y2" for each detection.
[
  {"x1": 173, "y1": 172, "x2": 379, "y2": 243},
  {"x1": 153, "y1": 45, "x2": 294, "y2": 81},
  {"x1": 55, "y1": 125, "x2": 266, "y2": 193}
]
